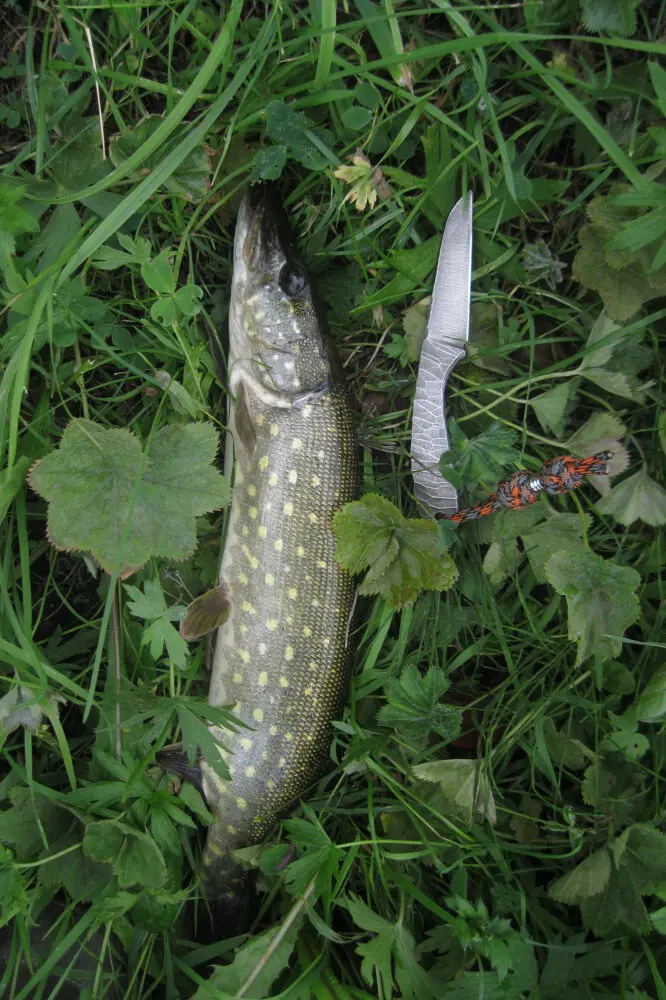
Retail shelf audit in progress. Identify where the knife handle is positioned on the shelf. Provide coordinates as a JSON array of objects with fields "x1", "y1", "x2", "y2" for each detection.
[{"x1": 411, "y1": 338, "x2": 466, "y2": 515}]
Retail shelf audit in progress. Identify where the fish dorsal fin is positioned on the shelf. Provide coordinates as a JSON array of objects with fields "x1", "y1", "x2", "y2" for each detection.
[
  {"x1": 234, "y1": 380, "x2": 257, "y2": 456},
  {"x1": 156, "y1": 743, "x2": 205, "y2": 795}
]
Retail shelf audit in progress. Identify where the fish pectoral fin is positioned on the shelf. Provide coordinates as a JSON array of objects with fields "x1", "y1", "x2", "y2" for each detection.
[
  {"x1": 180, "y1": 582, "x2": 231, "y2": 640},
  {"x1": 234, "y1": 380, "x2": 257, "y2": 456},
  {"x1": 156, "y1": 743, "x2": 205, "y2": 794}
]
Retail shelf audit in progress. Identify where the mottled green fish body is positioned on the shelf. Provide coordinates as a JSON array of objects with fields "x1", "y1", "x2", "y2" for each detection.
[{"x1": 199, "y1": 188, "x2": 358, "y2": 908}]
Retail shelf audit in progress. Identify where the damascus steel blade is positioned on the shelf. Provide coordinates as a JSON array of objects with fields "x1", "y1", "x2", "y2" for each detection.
[{"x1": 411, "y1": 193, "x2": 473, "y2": 514}]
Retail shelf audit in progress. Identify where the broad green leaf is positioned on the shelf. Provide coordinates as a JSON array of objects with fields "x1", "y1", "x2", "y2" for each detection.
[
  {"x1": 173, "y1": 283, "x2": 203, "y2": 316},
  {"x1": 29, "y1": 420, "x2": 230, "y2": 577},
  {"x1": 114, "y1": 831, "x2": 167, "y2": 889},
  {"x1": 549, "y1": 847, "x2": 611, "y2": 903},
  {"x1": 141, "y1": 252, "x2": 175, "y2": 296},
  {"x1": 402, "y1": 296, "x2": 430, "y2": 361},
  {"x1": 581, "y1": 864, "x2": 650, "y2": 937},
  {"x1": 413, "y1": 759, "x2": 497, "y2": 825},
  {"x1": 521, "y1": 512, "x2": 590, "y2": 583},
  {"x1": 566, "y1": 411, "x2": 626, "y2": 454},
  {"x1": 482, "y1": 538, "x2": 519, "y2": 586},
  {"x1": 251, "y1": 145, "x2": 288, "y2": 181},
  {"x1": 602, "y1": 660, "x2": 635, "y2": 695},
  {"x1": 573, "y1": 224, "x2": 655, "y2": 321},
  {"x1": 265, "y1": 100, "x2": 332, "y2": 170},
  {"x1": 581, "y1": 0, "x2": 636, "y2": 36},
  {"x1": 636, "y1": 667, "x2": 666, "y2": 722},
  {"x1": 580, "y1": 311, "x2": 622, "y2": 370},
  {"x1": 444, "y1": 422, "x2": 520, "y2": 491},
  {"x1": 531, "y1": 379, "x2": 578, "y2": 437},
  {"x1": 611, "y1": 825, "x2": 666, "y2": 893},
  {"x1": 196, "y1": 913, "x2": 304, "y2": 998},
  {"x1": 522, "y1": 240, "x2": 566, "y2": 289},
  {"x1": 83, "y1": 820, "x2": 124, "y2": 862},
  {"x1": 597, "y1": 467, "x2": 666, "y2": 526},
  {"x1": 377, "y1": 665, "x2": 462, "y2": 748},
  {"x1": 282, "y1": 817, "x2": 341, "y2": 901},
  {"x1": 110, "y1": 115, "x2": 212, "y2": 201},
  {"x1": 524, "y1": 0, "x2": 577, "y2": 33},
  {"x1": 545, "y1": 550, "x2": 641, "y2": 664},
  {"x1": 583, "y1": 367, "x2": 648, "y2": 403},
  {"x1": 177, "y1": 707, "x2": 231, "y2": 782},
  {"x1": 342, "y1": 106, "x2": 373, "y2": 131},
  {"x1": 332, "y1": 494, "x2": 457, "y2": 610}
]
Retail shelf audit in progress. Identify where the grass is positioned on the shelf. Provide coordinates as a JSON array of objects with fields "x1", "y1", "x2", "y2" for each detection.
[{"x1": 1, "y1": 0, "x2": 666, "y2": 996}]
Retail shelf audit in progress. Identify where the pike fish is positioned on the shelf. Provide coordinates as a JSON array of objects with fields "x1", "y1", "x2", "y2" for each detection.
[{"x1": 169, "y1": 188, "x2": 358, "y2": 917}]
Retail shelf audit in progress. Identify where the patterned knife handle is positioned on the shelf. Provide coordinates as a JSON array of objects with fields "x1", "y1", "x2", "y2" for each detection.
[{"x1": 411, "y1": 338, "x2": 466, "y2": 515}]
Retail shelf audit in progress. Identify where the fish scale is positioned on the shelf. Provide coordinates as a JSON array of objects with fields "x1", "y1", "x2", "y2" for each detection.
[{"x1": 201, "y1": 388, "x2": 357, "y2": 901}]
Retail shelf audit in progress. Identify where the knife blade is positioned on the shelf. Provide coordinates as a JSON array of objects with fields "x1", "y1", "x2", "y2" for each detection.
[{"x1": 411, "y1": 193, "x2": 473, "y2": 515}]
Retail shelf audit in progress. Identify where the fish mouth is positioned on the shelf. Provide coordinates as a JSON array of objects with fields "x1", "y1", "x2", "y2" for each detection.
[{"x1": 234, "y1": 183, "x2": 290, "y2": 275}]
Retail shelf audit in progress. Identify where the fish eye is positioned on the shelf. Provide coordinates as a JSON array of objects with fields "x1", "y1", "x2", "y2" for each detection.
[{"x1": 279, "y1": 264, "x2": 307, "y2": 297}]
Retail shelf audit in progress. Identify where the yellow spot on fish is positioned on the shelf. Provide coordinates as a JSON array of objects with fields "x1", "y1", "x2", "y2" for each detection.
[
  {"x1": 297, "y1": 545, "x2": 305, "y2": 558},
  {"x1": 279, "y1": 757, "x2": 287, "y2": 768},
  {"x1": 242, "y1": 545, "x2": 258, "y2": 569},
  {"x1": 203, "y1": 854, "x2": 214, "y2": 866},
  {"x1": 258, "y1": 671, "x2": 268, "y2": 686},
  {"x1": 249, "y1": 506, "x2": 258, "y2": 519},
  {"x1": 283, "y1": 501, "x2": 294, "y2": 516},
  {"x1": 208, "y1": 842, "x2": 224, "y2": 856},
  {"x1": 306, "y1": 733, "x2": 314, "y2": 742},
  {"x1": 266, "y1": 618, "x2": 278, "y2": 631},
  {"x1": 288, "y1": 587, "x2": 297, "y2": 599},
  {"x1": 259, "y1": 455, "x2": 269, "y2": 470},
  {"x1": 267, "y1": 779, "x2": 275, "y2": 789},
  {"x1": 233, "y1": 670, "x2": 244, "y2": 682},
  {"x1": 285, "y1": 732, "x2": 293, "y2": 741},
  {"x1": 261, "y1": 751, "x2": 268, "y2": 760},
  {"x1": 239, "y1": 571, "x2": 248, "y2": 584},
  {"x1": 303, "y1": 626, "x2": 312, "y2": 637},
  {"x1": 259, "y1": 642, "x2": 267, "y2": 655},
  {"x1": 227, "y1": 824, "x2": 237, "y2": 835},
  {"x1": 240, "y1": 623, "x2": 248, "y2": 634},
  {"x1": 292, "y1": 438, "x2": 303, "y2": 450},
  {"x1": 270, "y1": 423, "x2": 279, "y2": 436},
  {"x1": 255, "y1": 413, "x2": 265, "y2": 426},
  {"x1": 280, "y1": 676, "x2": 289, "y2": 687},
  {"x1": 311, "y1": 475, "x2": 321, "y2": 486},
  {"x1": 323, "y1": 637, "x2": 331, "y2": 647},
  {"x1": 245, "y1": 765, "x2": 256, "y2": 777},
  {"x1": 258, "y1": 525, "x2": 267, "y2": 538},
  {"x1": 236, "y1": 797, "x2": 247, "y2": 810},
  {"x1": 269, "y1": 472, "x2": 278, "y2": 486},
  {"x1": 253, "y1": 708, "x2": 264, "y2": 722},
  {"x1": 274, "y1": 538, "x2": 283, "y2": 552},
  {"x1": 318, "y1": 559, "x2": 327, "y2": 568},
  {"x1": 312, "y1": 598, "x2": 320, "y2": 608},
  {"x1": 305, "y1": 686, "x2": 312, "y2": 696},
  {"x1": 242, "y1": 525, "x2": 249, "y2": 536},
  {"x1": 265, "y1": 572, "x2": 275, "y2": 586},
  {"x1": 288, "y1": 469, "x2": 298, "y2": 484},
  {"x1": 310, "y1": 660, "x2": 319, "y2": 671},
  {"x1": 309, "y1": 513, "x2": 318, "y2": 524},
  {"x1": 285, "y1": 646, "x2": 294, "y2": 661},
  {"x1": 240, "y1": 738, "x2": 253, "y2": 751},
  {"x1": 241, "y1": 602, "x2": 256, "y2": 616},
  {"x1": 269, "y1": 724, "x2": 278, "y2": 735},
  {"x1": 248, "y1": 485, "x2": 256, "y2": 497}
]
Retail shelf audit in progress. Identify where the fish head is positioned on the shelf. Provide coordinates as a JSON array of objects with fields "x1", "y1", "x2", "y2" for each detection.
[{"x1": 230, "y1": 185, "x2": 329, "y2": 397}]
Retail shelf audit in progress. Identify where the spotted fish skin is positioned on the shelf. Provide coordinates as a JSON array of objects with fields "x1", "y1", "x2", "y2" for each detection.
[{"x1": 199, "y1": 188, "x2": 358, "y2": 907}]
